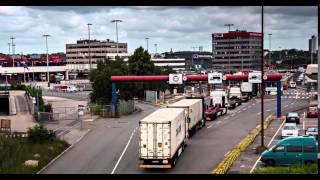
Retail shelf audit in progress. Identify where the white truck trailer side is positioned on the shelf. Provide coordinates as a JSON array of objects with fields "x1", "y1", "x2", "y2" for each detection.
[
  {"x1": 139, "y1": 108, "x2": 187, "y2": 169},
  {"x1": 167, "y1": 98, "x2": 205, "y2": 138}
]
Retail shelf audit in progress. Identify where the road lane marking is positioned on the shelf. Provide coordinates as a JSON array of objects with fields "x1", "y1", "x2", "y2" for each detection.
[
  {"x1": 243, "y1": 108, "x2": 247, "y2": 111},
  {"x1": 224, "y1": 117, "x2": 229, "y2": 120},
  {"x1": 237, "y1": 111, "x2": 241, "y2": 113},
  {"x1": 224, "y1": 151, "x2": 230, "y2": 157},
  {"x1": 250, "y1": 117, "x2": 286, "y2": 174},
  {"x1": 290, "y1": 102, "x2": 294, "y2": 105},
  {"x1": 207, "y1": 124, "x2": 213, "y2": 129},
  {"x1": 216, "y1": 121, "x2": 222, "y2": 124},
  {"x1": 252, "y1": 103, "x2": 255, "y2": 106},
  {"x1": 111, "y1": 127, "x2": 137, "y2": 174},
  {"x1": 257, "y1": 112, "x2": 261, "y2": 115},
  {"x1": 266, "y1": 109, "x2": 271, "y2": 112},
  {"x1": 285, "y1": 105, "x2": 289, "y2": 107},
  {"x1": 231, "y1": 114, "x2": 235, "y2": 117}
]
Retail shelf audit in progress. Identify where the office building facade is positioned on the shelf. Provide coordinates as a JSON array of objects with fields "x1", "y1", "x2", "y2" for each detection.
[{"x1": 212, "y1": 30, "x2": 262, "y2": 73}]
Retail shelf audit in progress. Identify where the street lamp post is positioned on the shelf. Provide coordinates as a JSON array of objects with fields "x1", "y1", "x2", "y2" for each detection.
[
  {"x1": 87, "y1": 23, "x2": 92, "y2": 71},
  {"x1": 111, "y1": 20, "x2": 123, "y2": 57},
  {"x1": 8, "y1": 43, "x2": 11, "y2": 55},
  {"x1": 154, "y1": 43, "x2": 158, "y2": 55},
  {"x1": 268, "y1": 33, "x2": 272, "y2": 65},
  {"x1": 10, "y1": 37, "x2": 15, "y2": 67},
  {"x1": 43, "y1": 34, "x2": 51, "y2": 87},
  {"x1": 224, "y1": 24, "x2": 234, "y2": 73},
  {"x1": 260, "y1": 6, "x2": 265, "y2": 149}
]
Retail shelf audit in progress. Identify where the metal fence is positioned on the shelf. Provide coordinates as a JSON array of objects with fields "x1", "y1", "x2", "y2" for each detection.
[
  {"x1": 90, "y1": 100, "x2": 136, "y2": 118},
  {"x1": 42, "y1": 89, "x2": 90, "y2": 101},
  {"x1": 145, "y1": 90, "x2": 157, "y2": 104}
]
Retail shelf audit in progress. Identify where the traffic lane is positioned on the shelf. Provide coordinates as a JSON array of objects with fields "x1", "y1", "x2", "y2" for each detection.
[
  {"x1": 42, "y1": 103, "x2": 159, "y2": 174},
  {"x1": 115, "y1": 98, "x2": 300, "y2": 174}
]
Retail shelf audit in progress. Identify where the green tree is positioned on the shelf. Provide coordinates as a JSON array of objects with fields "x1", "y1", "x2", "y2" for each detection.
[{"x1": 128, "y1": 47, "x2": 154, "y2": 75}]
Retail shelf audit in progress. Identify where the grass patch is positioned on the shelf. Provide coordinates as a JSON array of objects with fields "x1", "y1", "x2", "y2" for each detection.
[
  {"x1": 0, "y1": 136, "x2": 69, "y2": 174},
  {"x1": 253, "y1": 164, "x2": 318, "y2": 174}
]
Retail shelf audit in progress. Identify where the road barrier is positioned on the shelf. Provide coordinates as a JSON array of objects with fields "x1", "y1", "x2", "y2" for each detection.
[{"x1": 211, "y1": 115, "x2": 275, "y2": 174}]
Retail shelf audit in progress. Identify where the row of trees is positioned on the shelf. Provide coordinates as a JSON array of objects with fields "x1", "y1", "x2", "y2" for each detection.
[{"x1": 89, "y1": 47, "x2": 175, "y2": 104}]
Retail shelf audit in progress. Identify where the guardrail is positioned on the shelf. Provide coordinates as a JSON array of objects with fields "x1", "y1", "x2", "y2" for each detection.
[{"x1": 211, "y1": 115, "x2": 276, "y2": 174}]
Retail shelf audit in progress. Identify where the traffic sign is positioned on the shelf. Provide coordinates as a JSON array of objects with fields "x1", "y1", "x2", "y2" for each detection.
[
  {"x1": 169, "y1": 74, "x2": 183, "y2": 84},
  {"x1": 208, "y1": 72, "x2": 222, "y2": 84},
  {"x1": 248, "y1": 72, "x2": 262, "y2": 83},
  {"x1": 183, "y1": 76, "x2": 187, "y2": 81}
]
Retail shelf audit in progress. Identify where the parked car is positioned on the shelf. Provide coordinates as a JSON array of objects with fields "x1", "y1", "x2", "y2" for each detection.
[
  {"x1": 66, "y1": 85, "x2": 79, "y2": 93},
  {"x1": 307, "y1": 106, "x2": 318, "y2": 118},
  {"x1": 261, "y1": 136, "x2": 318, "y2": 166},
  {"x1": 286, "y1": 112, "x2": 300, "y2": 124},
  {"x1": 305, "y1": 127, "x2": 318, "y2": 140},
  {"x1": 281, "y1": 123, "x2": 299, "y2": 139}
]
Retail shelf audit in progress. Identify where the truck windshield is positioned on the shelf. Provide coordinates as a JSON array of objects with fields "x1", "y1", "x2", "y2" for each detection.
[{"x1": 284, "y1": 126, "x2": 296, "y2": 130}]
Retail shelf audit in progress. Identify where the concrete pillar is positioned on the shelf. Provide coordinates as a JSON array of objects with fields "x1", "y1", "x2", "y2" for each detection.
[{"x1": 65, "y1": 70, "x2": 69, "y2": 81}]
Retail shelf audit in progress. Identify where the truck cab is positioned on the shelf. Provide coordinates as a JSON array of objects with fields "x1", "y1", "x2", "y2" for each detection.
[{"x1": 261, "y1": 136, "x2": 318, "y2": 166}]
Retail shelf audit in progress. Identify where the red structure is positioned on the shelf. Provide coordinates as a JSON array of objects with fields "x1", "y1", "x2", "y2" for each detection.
[{"x1": 111, "y1": 74, "x2": 282, "y2": 82}]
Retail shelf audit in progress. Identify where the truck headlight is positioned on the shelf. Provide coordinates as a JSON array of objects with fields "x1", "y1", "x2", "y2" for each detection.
[{"x1": 163, "y1": 160, "x2": 168, "y2": 164}]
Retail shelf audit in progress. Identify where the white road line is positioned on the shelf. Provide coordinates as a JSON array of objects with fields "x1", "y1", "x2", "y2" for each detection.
[
  {"x1": 295, "y1": 93, "x2": 298, "y2": 99},
  {"x1": 207, "y1": 124, "x2": 213, "y2": 129},
  {"x1": 257, "y1": 112, "x2": 261, "y2": 115},
  {"x1": 237, "y1": 111, "x2": 241, "y2": 113},
  {"x1": 285, "y1": 105, "x2": 289, "y2": 107},
  {"x1": 243, "y1": 108, "x2": 247, "y2": 111},
  {"x1": 216, "y1": 121, "x2": 222, "y2": 124},
  {"x1": 250, "y1": 117, "x2": 286, "y2": 174},
  {"x1": 224, "y1": 117, "x2": 229, "y2": 120},
  {"x1": 111, "y1": 127, "x2": 137, "y2": 174},
  {"x1": 266, "y1": 109, "x2": 271, "y2": 112},
  {"x1": 224, "y1": 151, "x2": 230, "y2": 157},
  {"x1": 231, "y1": 114, "x2": 235, "y2": 117},
  {"x1": 252, "y1": 103, "x2": 255, "y2": 106},
  {"x1": 290, "y1": 102, "x2": 294, "y2": 105}
]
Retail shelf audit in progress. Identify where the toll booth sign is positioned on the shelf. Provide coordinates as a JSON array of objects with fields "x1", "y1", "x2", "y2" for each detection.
[
  {"x1": 169, "y1": 74, "x2": 183, "y2": 85},
  {"x1": 208, "y1": 72, "x2": 222, "y2": 84},
  {"x1": 248, "y1": 72, "x2": 262, "y2": 83}
]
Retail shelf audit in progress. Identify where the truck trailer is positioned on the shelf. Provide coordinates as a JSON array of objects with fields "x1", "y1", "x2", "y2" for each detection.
[
  {"x1": 167, "y1": 97, "x2": 205, "y2": 138},
  {"x1": 240, "y1": 82, "x2": 253, "y2": 102},
  {"x1": 205, "y1": 90, "x2": 228, "y2": 121},
  {"x1": 139, "y1": 108, "x2": 187, "y2": 169}
]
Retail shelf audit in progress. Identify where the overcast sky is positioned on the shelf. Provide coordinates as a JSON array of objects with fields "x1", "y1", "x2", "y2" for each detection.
[{"x1": 0, "y1": 6, "x2": 317, "y2": 54}]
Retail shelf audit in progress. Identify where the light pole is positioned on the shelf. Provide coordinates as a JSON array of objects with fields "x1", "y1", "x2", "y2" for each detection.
[
  {"x1": 225, "y1": 24, "x2": 234, "y2": 73},
  {"x1": 145, "y1": 37, "x2": 150, "y2": 52},
  {"x1": 111, "y1": 20, "x2": 123, "y2": 57},
  {"x1": 4, "y1": 70, "x2": 8, "y2": 92},
  {"x1": 10, "y1": 37, "x2": 15, "y2": 67},
  {"x1": 43, "y1": 34, "x2": 51, "y2": 87},
  {"x1": 87, "y1": 23, "x2": 92, "y2": 71},
  {"x1": 154, "y1": 43, "x2": 158, "y2": 55},
  {"x1": 8, "y1": 43, "x2": 11, "y2": 55},
  {"x1": 260, "y1": 6, "x2": 265, "y2": 149},
  {"x1": 268, "y1": 33, "x2": 272, "y2": 65}
]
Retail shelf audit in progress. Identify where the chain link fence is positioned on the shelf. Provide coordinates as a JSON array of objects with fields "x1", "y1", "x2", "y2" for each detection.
[
  {"x1": 41, "y1": 89, "x2": 90, "y2": 101},
  {"x1": 90, "y1": 100, "x2": 136, "y2": 118}
]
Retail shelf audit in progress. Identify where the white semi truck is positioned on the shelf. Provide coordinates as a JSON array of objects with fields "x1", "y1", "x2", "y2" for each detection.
[
  {"x1": 240, "y1": 82, "x2": 253, "y2": 102},
  {"x1": 139, "y1": 108, "x2": 187, "y2": 169},
  {"x1": 167, "y1": 98, "x2": 205, "y2": 138}
]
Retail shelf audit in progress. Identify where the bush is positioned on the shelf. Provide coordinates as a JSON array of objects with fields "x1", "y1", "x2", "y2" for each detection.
[
  {"x1": 27, "y1": 124, "x2": 56, "y2": 143},
  {"x1": 254, "y1": 164, "x2": 318, "y2": 174}
]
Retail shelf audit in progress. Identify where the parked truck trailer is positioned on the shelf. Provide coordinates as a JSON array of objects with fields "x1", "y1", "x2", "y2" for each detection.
[{"x1": 139, "y1": 108, "x2": 187, "y2": 169}]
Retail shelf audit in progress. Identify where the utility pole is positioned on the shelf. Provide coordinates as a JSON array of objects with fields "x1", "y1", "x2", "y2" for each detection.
[
  {"x1": 225, "y1": 24, "x2": 234, "y2": 73},
  {"x1": 154, "y1": 43, "x2": 158, "y2": 54},
  {"x1": 10, "y1": 37, "x2": 15, "y2": 67},
  {"x1": 268, "y1": 33, "x2": 272, "y2": 65},
  {"x1": 191, "y1": 47, "x2": 197, "y2": 70},
  {"x1": 8, "y1": 43, "x2": 11, "y2": 55},
  {"x1": 145, "y1": 37, "x2": 149, "y2": 52},
  {"x1": 43, "y1": 34, "x2": 51, "y2": 87},
  {"x1": 111, "y1": 20, "x2": 123, "y2": 57},
  {"x1": 87, "y1": 23, "x2": 92, "y2": 71},
  {"x1": 260, "y1": 6, "x2": 265, "y2": 149}
]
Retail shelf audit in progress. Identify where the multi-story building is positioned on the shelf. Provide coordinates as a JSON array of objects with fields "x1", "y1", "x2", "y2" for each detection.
[
  {"x1": 66, "y1": 39, "x2": 130, "y2": 72},
  {"x1": 212, "y1": 30, "x2": 262, "y2": 73},
  {"x1": 161, "y1": 51, "x2": 212, "y2": 70},
  {"x1": 151, "y1": 58, "x2": 186, "y2": 71}
]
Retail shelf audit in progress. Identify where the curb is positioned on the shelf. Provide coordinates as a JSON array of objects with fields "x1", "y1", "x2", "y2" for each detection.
[
  {"x1": 211, "y1": 115, "x2": 275, "y2": 174},
  {"x1": 36, "y1": 129, "x2": 91, "y2": 174}
]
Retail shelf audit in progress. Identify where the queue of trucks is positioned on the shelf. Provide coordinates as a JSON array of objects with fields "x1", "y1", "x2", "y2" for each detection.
[{"x1": 139, "y1": 82, "x2": 256, "y2": 169}]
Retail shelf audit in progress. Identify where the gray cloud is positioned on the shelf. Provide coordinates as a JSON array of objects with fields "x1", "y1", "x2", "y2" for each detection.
[{"x1": 0, "y1": 6, "x2": 317, "y2": 54}]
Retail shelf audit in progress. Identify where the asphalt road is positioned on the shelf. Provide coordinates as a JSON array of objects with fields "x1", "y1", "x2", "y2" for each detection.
[
  {"x1": 42, "y1": 102, "x2": 159, "y2": 174},
  {"x1": 42, "y1": 88, "x2": 309, "y2": 174}
]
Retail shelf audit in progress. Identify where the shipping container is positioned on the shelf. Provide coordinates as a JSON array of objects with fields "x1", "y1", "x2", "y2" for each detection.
[{"x1": 139, "y1": 108, "x2": 187, "y2": 168}]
